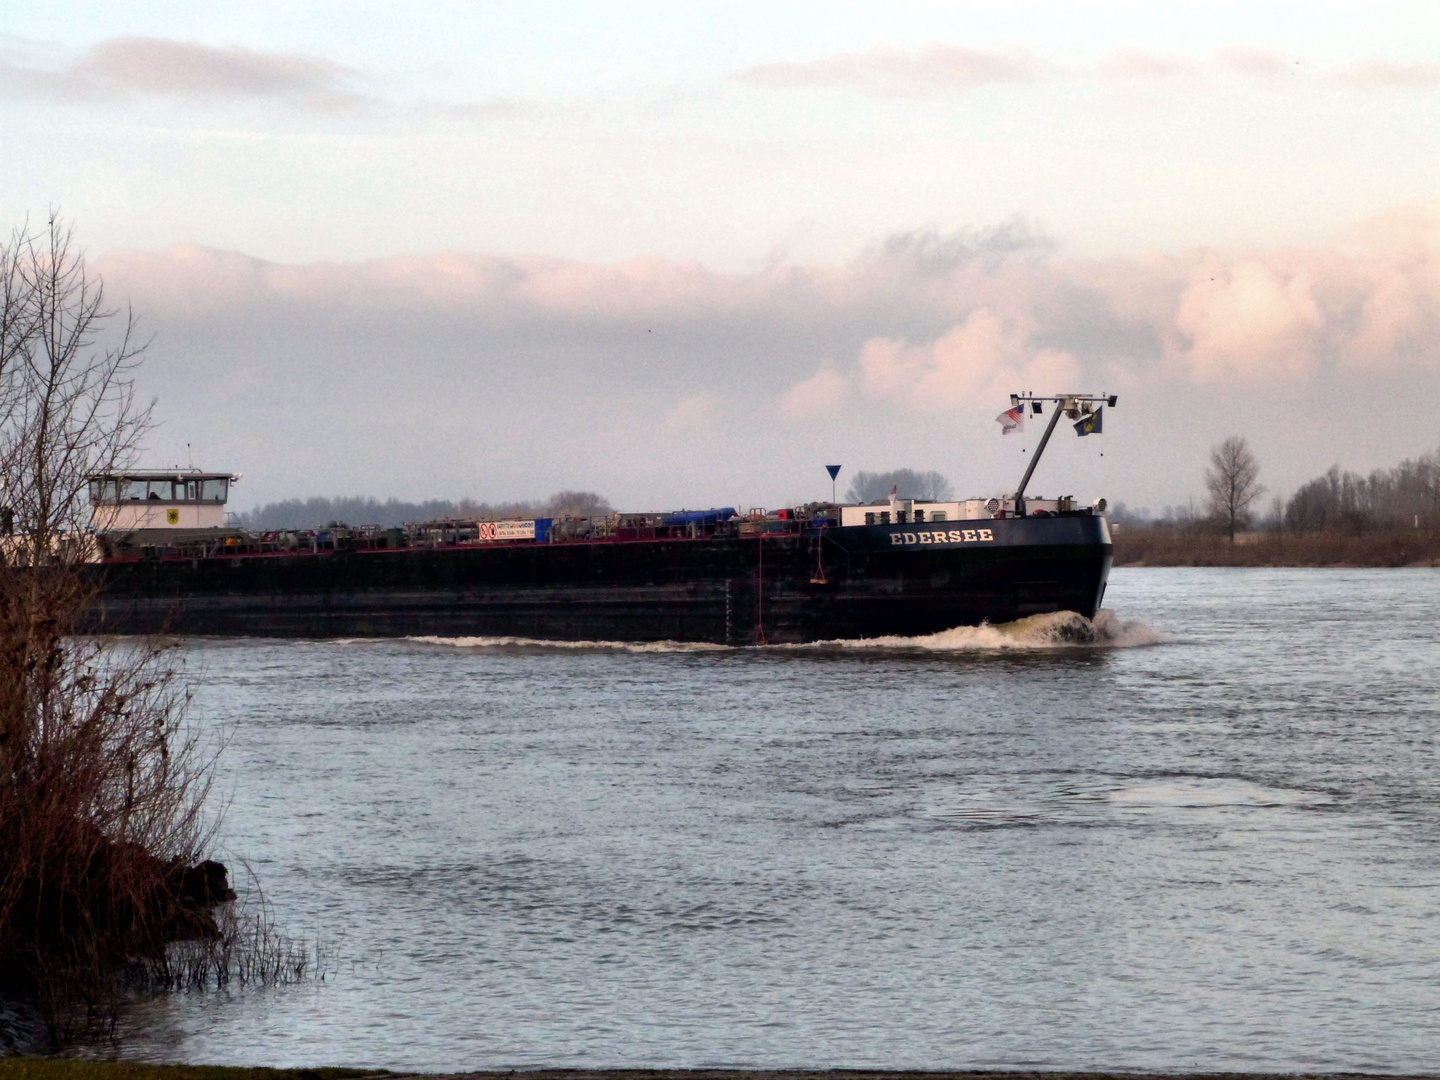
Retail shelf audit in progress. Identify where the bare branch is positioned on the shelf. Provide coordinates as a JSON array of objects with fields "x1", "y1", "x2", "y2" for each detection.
[{"x1": 0, "y1": 215, "x2": 152, "y2": 569}]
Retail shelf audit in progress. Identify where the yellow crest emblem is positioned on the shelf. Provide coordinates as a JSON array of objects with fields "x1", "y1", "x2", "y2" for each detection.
[{"x1": 166, "y1": 508, "x2": 180, "y2": 525}]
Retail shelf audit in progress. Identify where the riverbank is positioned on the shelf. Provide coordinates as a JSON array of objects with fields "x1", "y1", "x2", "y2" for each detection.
[
  {"x1": 0, "y1": 1065, "x2": 376, "y2": 1080},
  {"x1": 4, "y1": 1068, "x2": 1440, "y2": 1080},
  {"x1": 1112, "y1": 527, "x2": 1439, "y2": 567}
]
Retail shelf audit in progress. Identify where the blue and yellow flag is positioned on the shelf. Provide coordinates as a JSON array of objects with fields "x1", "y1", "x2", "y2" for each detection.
[{"x1": 1073, "y1": 406, "x2": 1103, "y2": 436}]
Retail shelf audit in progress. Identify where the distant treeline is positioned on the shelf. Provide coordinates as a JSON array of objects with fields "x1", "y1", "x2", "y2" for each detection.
[
  {"x1": 1113, "y1": 445, "x2": 1440, "y2": 566},
  {"x1": 1118, "y1": 446, "x2": 1440, "y2": 535},
  {"x1": 1284, "y1": 455, "x2": 1439, "y2": 533},
  {"x1": 243, "y1": 470, "x2": 962, "y2": 530},
  {"x1": 242, "y1": 490, "x2": 613, "y2": 531}
]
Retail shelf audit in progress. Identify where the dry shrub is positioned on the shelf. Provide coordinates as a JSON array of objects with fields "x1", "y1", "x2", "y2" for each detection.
[{"x1": 0, "y1": 625, "x2": 219, "y2": 1041}]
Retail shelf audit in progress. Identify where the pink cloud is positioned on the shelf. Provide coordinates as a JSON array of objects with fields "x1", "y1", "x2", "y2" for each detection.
[
  {"x1": 1214, "y1": 46, "x2": 1297, "y2": 79},
  {"x1": 781, "y1": 368, "x2": 847, "y2": 417},
  {"x1": 73, "y1": 37, "x2": 356, "y2": 100},
  {"x1": 1332, "y1": 207, "x2": 1440, "y2": 369},
  {"x1": 736, "y1": 43, "x2": 1437, "y2": 98},
  {"x1": 736, "y1": 45, "x2": 1058, "y2": 96},
  {"x1": 98, "y1": 205, "x2": 1440, "y2": 407},
  {"x1": 1332, "y1": 59, "x2": 1440, "y2": 87},
  {"x1": 1096, "y1": 49, "x2": 1199, "y2": 80},
  {"x1": 0, "y1": 37, "x2": 510, "y2": 117},
  {"x1": 860, "y1": 309, "x2": 1020, "y2": 405},
  {"x1": 855, "y1": 305, "x2": 1086, "y2": 412},
  {"x1": 1174, "y1": 259, "x2": 1324, "y2": 381},
  {"x1": 88, "y1": 209, "x2": 1440, "y2": 511},
  {"x1": 0, "y1": 37, "x2": 370, "y2": 109}
]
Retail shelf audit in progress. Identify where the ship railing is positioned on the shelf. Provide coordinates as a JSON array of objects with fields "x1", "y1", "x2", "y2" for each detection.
[
  {"x1": 738, "y1": 518, "x2": 804, "y2": 536},
  {"x1": 113, "y1": 510, "x2": 811, "y2": 560},
  {"x1": 1, "y1": 531, "x2": 101, "y2": 566}
]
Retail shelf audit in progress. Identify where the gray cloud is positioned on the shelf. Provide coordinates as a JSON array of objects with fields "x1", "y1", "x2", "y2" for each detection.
[{"x1": 870, "y1": 220, "x2": 1056, "y2": 276}]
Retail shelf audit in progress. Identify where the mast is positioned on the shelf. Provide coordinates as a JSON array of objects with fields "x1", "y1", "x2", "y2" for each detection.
[{"x1": 1008, "y1": 392, "x2": 1116, "y2": 515}]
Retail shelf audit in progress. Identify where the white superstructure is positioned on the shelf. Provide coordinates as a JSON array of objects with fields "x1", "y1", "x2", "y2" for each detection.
[
  {"x1": 88, "y1": 471, "x2": 238, "y2": 533},
  {"x1": 837, "y1": 497, "x2": 1079, "y2": 527}
]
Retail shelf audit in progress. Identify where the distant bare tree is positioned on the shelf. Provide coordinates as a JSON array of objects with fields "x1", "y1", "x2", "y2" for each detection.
[
  {"x1": 846, "y1": 468, "x2": 953, "y2": 504},
  {"x1": 544, "y1": 490, "x2": 612, "y2": 518},
  {"x1": 1205, "y1": 435, "x2": 1264, "y2": 543}
]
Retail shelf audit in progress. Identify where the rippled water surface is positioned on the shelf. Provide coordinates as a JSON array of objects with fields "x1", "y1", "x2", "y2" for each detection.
[{"x1": 122, "y1": 568, "x2": 1440, "y2": 1073}]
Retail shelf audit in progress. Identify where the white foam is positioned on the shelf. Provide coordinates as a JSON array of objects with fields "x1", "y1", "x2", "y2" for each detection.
[
  {"x1": 404, "y1": 609, "x2": 1166, "y2": 654},
  {"x1": 808, "y1": 609, "x2": 1168, "y2": 651}
]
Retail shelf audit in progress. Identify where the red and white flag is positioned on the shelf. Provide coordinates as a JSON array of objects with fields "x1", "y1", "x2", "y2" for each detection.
[
  {"x1": 996, "y1": 405, "x2": 1024, "y2": 434},
  {"x1": 889, "y1": 485, "x2": 898, "y2": 502}
]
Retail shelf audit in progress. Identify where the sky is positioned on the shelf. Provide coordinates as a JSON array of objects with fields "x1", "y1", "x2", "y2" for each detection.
[{"x1": 2, "y1": 1, "x2": 1438, "y2": 515}]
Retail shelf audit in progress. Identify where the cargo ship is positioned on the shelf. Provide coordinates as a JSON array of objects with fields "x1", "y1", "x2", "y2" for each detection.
[{"x1": 81, "y1": 393, "x2": 1115, "y2": 644}]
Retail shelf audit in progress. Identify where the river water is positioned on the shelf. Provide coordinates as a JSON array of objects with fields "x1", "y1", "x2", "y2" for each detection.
[{"x1": 119, "y1": 568, "x2": 1440, "y2": 1074}]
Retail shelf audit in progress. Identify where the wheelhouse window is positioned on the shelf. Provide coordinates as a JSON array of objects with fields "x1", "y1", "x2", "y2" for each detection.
[
  {"x1": 88, "y1": 474, "x2": 231, "y2": 504},
  {"x1": 88, "y1": 479, "x2": 121, "y2": 503}
]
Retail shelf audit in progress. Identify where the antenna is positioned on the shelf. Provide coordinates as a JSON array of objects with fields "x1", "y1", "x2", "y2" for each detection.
[
  {"x1": 1007, "y1": 392, "x2": 1117, "y2": 515},
  {"x1": 186, "y1": 443, "x2": 196, "y2": 471}
]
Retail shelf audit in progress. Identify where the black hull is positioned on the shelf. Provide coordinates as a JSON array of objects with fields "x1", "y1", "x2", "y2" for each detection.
[{"x1": 81, "y1": 516, "x2": 1112, "y2": 644}]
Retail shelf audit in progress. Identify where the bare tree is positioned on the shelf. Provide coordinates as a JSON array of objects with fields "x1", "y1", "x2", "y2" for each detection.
[
  {"x1": 1205, "y1": 435, "x2": 1264, "y2": 543},
  {"x1": 0, "y1": 217, "x2": 150, "y2": 557},
  {"x1": 544, "y1": 490, "x2": 613, "y2": 518},
  {"x1": 0, "y1": 216, "x2": 260, "y2": 1043}
]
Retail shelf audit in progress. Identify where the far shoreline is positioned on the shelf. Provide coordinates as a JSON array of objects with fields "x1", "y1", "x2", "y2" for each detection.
[{"x1": 1110, "y1": 527, "x2": 1439, "y2": 569}]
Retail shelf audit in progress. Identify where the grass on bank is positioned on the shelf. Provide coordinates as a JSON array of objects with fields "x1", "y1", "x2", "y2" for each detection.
[
  {"x1": 0, "y1": 1063, "x2": 383, "y2": 1080},
  {"x1": 1112, "y1": 526, "x2": 1440, "y2": 567}
]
